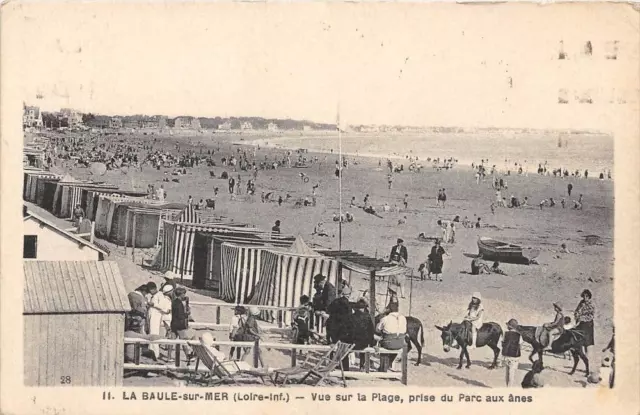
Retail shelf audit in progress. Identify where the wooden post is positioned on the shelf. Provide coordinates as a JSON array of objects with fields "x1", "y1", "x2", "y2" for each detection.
[
  {"x1": 369, "y1": 269, "x2": 376, "y2": 318},
  {"x1": 364, "y1": 352, "x2": 371, "y2": 373},
  {"x1": 253, "y1": 339, "x2": 260, "y2": 368},
  {"x1": 134, "y1": 342, "x2": 141, "y2": 365},
  {"x1": 124, "y1": 210, "x2": 130, "y2": 254},
  {"x1": 409, "y1": 268, "x2": 414, "y2": 316},
  {"x1": 175, "y1": 344, "x2": 181, "y2": 368},
  {"x1": 401, "y1": 345, "x2": 409, "y2": 385},
  {"x1": 291, "y1": 348, "x2": 297, "y2": 367},
  {"x1": 131, "y1": 212, "x2": 137, "y2": 260},
  {"x1": 215, "y1": 306, "x2": 221, "y2": 325}
]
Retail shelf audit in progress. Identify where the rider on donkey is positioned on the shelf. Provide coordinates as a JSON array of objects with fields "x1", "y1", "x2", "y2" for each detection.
[
  {"x1": 540, "y1": 302, "x2": 565, "y2": 347},
  {"x1": 463, "y1": 292, "x2": 484, "y2": 350}
]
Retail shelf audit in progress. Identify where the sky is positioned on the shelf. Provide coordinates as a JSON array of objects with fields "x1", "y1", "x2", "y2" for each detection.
[{"x1": 3, "y1": 2, "x2": 639, "y2": 129}]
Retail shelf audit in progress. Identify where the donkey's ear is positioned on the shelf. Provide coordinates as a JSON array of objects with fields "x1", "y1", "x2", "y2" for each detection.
[
  {"x1": 435, "y1": 325, "x2": 443, "y2": 331},
  {"x1": 449, "y1": 320, "x2": 453, "y2": 326}
]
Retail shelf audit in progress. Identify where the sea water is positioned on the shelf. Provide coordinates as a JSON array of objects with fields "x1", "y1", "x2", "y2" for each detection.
[{"x1": 249, "y1": 132, "x2": 613, "y2": 176}]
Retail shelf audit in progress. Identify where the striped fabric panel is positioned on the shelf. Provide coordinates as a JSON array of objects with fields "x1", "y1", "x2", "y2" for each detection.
[
  {"x1": 219, "y1": 244, "x2": 238, "y2": 301},
  {"x1": 177, "y1": 206, "x2": 201, "y2": 224},
  {"x1": 24, "y1": 175, "x2": 32, "y2": 200},
  {"x1": 59, "y1": 186, "x2": 70, "y2": 217},
  {"x1": 248, "y1": 252, "x2": 340, "y2": 326},
  {"x1": 52, "y1": 184, "x2": 62, "y2": 215},
  {"x1": 160, "y1": 221, "x2": 175, "y2": 271},
  {"x1": 27, "y1": 177, "x2": 32, "y2": 201},
  {"x1": 206, "y1": 239, "x2": 216, "y2": 289},
  {"x1": 68, "y1": 187, "x2": 83, "y2": 219},
  {"x1": 247, "y1": 249, "x2": 279, "y2": 321},
  {"x1": 234, "y1": 246, "x2": 263, "y2": 303}
]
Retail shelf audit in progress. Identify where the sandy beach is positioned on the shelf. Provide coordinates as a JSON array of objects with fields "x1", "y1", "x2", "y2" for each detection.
[{"x1": 39, "y1": 129, "x2": 614, "y2": 388}]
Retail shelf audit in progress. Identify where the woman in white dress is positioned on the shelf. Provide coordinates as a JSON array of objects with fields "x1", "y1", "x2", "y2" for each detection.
[{"x1": 148, "y1": 284, "x2": 173, "y2": 360}]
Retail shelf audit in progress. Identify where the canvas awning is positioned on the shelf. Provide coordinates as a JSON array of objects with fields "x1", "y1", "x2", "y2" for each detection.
[{"x1": 318, "y1": 250, "x2": 409, "y2": 276}]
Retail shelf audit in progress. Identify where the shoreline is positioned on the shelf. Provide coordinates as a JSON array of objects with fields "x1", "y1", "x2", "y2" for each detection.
[{"x1": 235, "y1": 133, "x2": 614, "y2": 179}]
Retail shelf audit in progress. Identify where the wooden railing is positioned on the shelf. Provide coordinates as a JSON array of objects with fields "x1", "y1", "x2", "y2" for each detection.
[
  {"x1": 189, "y1": 301, "x2": 329, "y2": 335},
  {"x1": 124, "y1": 337, "x2": 409, "y2": 385}
]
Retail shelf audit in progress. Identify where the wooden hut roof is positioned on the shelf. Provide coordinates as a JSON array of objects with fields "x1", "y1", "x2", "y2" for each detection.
[{"x1": 23, "y1": 261, "x2": 130, "y2": 314}]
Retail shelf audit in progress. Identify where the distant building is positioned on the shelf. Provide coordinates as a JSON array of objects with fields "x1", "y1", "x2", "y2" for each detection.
[
  {"x1": 267, "y1": 122, "x2": 279, "y2": 132},
  {"x1": 303, "y1": 125, "x2": 313, "y2": 132},
  {"x1": 60, "y1": 108, "x2": 83, "y2": 127},
  {"x1": 241, "y1": 121, "x2": 253, "y2": 130},
  {"x1": 123, "y1": 119, "x2": 140, "y2": 129},
  {"x1": 110, "y1": 117, "x2": 123, "y2": 128},
  {"x1": 218, "y1": 121, "x2": 232, "y2": 130},
  {"x1": 23, "y1": 207, "x2": 107, "y2": 261},
  {"x1": 175, "y1": 116, "x2": 201, "y2": 129},
  {"x1": 23, "y1": 105, "x2": 43, "y2": 128}
]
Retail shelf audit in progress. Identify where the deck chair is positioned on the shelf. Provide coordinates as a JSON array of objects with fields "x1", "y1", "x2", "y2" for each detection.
[
  {"x1": 190, "y1": 343, "x2": 271, "y2": 386},
  {"x1": 272, "y1": 341, "x2": 355, "y2": 387}
]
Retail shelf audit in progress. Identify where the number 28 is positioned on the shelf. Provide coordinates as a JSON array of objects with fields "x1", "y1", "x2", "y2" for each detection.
[{"x1": 60, "y1": 376, "x2": 71, "y2": 384}]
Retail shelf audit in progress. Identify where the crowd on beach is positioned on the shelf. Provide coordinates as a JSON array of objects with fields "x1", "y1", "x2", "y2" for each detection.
[{"x1": 33, "y1": 131, "x2": 614, "y2": 388}]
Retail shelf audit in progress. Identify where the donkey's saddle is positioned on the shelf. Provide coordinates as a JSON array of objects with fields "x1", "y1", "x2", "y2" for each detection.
[{"x1": 535, "y1": 326, "x2": 561, "y2": 348}]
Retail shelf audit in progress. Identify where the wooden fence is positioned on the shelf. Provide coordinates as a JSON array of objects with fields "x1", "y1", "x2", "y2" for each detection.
[
  {"x1": 124, "y1": 337, "x2": 409, "y2": 385},
  {"x1": 189, "y1": 301, "x2": 329, "y2": 335}
]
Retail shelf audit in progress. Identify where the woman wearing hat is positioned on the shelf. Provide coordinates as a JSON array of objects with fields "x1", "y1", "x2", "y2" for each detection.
[
  {"x1": 429, "y1": 240, "x2": 447, "y2": 282},
  {"x1": 148, "y1": 283, "x2": 174, "y2": 361},
  {"x1": 463, "y1": 292, "x2": 484, "y2": 349},
  {"x1": 502, "y1": 318, "x2": 524, "y2": 387},
  {"x1": 541, "y1": 302, "x2": 565, "y2": 347}
]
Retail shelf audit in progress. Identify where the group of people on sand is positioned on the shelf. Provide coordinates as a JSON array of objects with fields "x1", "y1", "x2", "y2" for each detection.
[
  {"x1": 455, "y1": 289, "x2": 613, "y2": 388},
  {"x1": 124, "y1": 278, "x2": 191, "y2": 363},
  {"x1": 293, "y1": 274, "x2": 410, "y2": 372}
]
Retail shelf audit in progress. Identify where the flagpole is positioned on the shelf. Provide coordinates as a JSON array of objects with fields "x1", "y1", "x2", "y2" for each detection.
[{"x1": 337, "y1": 104, "x2": 343, "y2": 252}]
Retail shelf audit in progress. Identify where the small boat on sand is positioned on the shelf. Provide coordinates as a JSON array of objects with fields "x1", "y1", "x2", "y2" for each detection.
[{"x1": 477, "y1": 237, "x2": 532, "y2": 264}]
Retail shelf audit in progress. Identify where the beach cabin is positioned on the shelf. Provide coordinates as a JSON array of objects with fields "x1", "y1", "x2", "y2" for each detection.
[
  {"x1": 93, "y1": 195, "x2": 187, "y2": 248},
  {"x1": 192, "y1": 231, "x2": 295, "y2": 296},
  {"x1": 23, "y1": 207, "x2": 107, "y2": 260},
  {"x1": 23, "y1": 148, "x2": 46, "y2": 169},
  {"x1": 247, "y1": 238, "x2": 341, "y2": 324},
  {"x1": 23, "y1": 261, "x2": 129, "y2": 386},
  {"x1": 155, "y1": 220, "x2": 262, "y2": 282}
]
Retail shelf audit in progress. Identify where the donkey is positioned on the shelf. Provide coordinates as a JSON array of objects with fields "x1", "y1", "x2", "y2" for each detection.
[
  {"x1": 550, "y1": 328, "x2": 590, "y2": 375},
  {"x1": 435, "y1": 321, "x2": 503, "y2": 369},
  {"x1": 516, "y1": 326, "x2": 586, "y2": 374},
  {"x1": 374, "y1": 314, "x2": 425, "y2": 366}
]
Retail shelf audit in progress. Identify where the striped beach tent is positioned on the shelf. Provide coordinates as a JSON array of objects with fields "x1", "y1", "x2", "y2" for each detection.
[
  {"x1": 158, "y1": 221, "x2": 262, "y2": 281},
  {"x1": 248, "y1": 239, "x2": 341, "y2": 325}
]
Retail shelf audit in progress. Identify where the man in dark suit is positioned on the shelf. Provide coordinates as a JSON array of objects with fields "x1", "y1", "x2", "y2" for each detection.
[
  {"x1": 350, "y1": 298, "x2": 376, "y2": 370},
  {"x1": 390, "y1": 238, "x2": 408, "y2": 265},
  {"x1": 313, "y1": 274, "x2": 336, "y2": 313}
]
